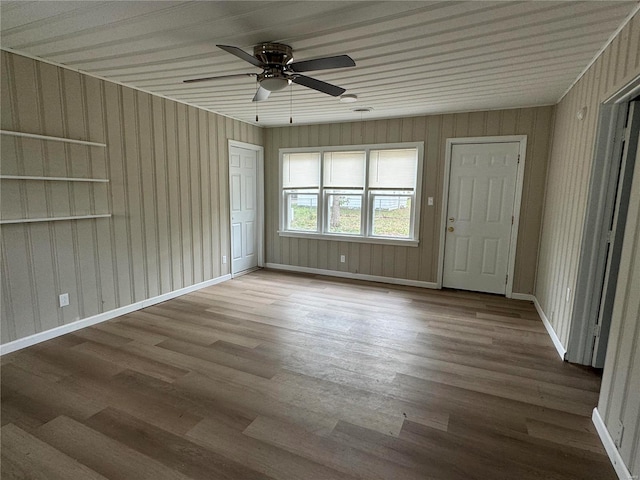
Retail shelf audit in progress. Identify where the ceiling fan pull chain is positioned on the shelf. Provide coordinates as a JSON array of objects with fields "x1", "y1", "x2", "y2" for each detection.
[
  {"x1": 290, "y1": 84, "x2": 293, "y2": 124},
  {"x1": 256, "y1": 79, "x2": 259, "y2": 122}
]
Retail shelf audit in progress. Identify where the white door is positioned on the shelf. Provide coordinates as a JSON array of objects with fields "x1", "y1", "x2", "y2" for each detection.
[
  {"x1": 443, "y1": 142, "x2": 520, "y2": 294},
  {"x1": 229, "y1": 145, "x2": 258, "y2": 275}
]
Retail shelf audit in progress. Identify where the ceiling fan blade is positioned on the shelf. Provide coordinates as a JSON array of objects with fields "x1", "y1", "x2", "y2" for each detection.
[
  {"x1": 217, "y1": 45, "x2": 264, "y2": 67},
  {"x1": 292, "y1": 75, "x2": 346, "y2": 97},
  {"x1": 183, "y1": 73, "x2": 256, "y2": 84},
  {"x1": 252, "y1": 86, "x2": 271, "y2": 102},
  {"x1": 289, "y1": 55, "x2": 355, "y2": 73}
]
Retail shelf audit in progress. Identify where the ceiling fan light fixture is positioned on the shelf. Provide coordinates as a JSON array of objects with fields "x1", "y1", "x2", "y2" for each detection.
[
  {"x1": 260, "y1": 77, "x2": 290, "y2": 92},
  {"x1": 189, "y1": 43, "x2": 356, "y2": 104},
  {"x1": 340, "y1": 94, "x2": 358, "y2": 103}
]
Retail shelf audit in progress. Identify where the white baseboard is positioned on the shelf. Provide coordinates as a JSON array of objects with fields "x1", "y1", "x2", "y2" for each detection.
[
  {"x1": 592, "y1": 408, "x2": 633, "y2": 480},
  {"x1": 510, "y1": 293, "x2": 535, "y2": 301},
  {"x1": 532, "y1": 296, "x2": 567, "y2": 360},
  {"x1": 0, "y1": 274, "x2": 231, "y2": 355},
  {"x1": 265, "y1": 263, "x2": 439, "y2": 289}
]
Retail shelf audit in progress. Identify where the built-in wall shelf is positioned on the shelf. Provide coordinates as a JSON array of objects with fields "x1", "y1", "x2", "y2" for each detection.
[
  {"x1": 0, "y1": 130, "x2": 106, "y2": 148},
  {"x1": 0, "y1": 214, "x2": 112, "y2": 225},
  {"x1": 0, "y1": 131, "x2": 111, "y2": 225},
  {"x1": 0, "y1": 175, "x2": 109, "y2": 183}
]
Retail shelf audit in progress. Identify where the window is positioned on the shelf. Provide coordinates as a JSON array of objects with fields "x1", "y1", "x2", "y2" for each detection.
[
  {"x1": 282, "y1": 152, "x2": 320, "y2": 232},
  {"x1": 280, "y1": 143, "x2": 423, "y2": 245}
]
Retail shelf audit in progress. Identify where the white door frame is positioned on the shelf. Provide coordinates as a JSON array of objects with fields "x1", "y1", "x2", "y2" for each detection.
[
  {"x1": 228, "y1": 140, "x2": 265, "y2": 277},
  {"x1": 437, "y1": 135, "x2": 528, "y2": 298}
]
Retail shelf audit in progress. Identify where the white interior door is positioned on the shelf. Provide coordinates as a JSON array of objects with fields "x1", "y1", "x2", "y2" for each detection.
[
  {"x1": 443, "y1": 142, "x2": 520, "y2": 294},
  {"x1": 230, "y1": 145, "x2": 258, "y2": 275}
]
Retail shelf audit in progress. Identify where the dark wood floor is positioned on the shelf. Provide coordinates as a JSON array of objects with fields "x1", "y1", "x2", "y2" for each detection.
[{"x1": 1, "y1": 269, "x2": 615, "y2": 479}]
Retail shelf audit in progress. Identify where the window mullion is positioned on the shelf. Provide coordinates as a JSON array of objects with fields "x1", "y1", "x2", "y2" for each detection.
[
  {"x1": 363, "y1": 148, "x2": 371, "y2": 238},
  {"x1": 319, "y1": 152, "x2": 325, "y2": 233},
  {"x1": 410, "y1": 190, "x2": 416, "y2": 239}
]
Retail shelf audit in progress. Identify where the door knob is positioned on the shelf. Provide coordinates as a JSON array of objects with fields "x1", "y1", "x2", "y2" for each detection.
[{"x1": 448, "y1": 226, "x2": 454, "y2": 232}]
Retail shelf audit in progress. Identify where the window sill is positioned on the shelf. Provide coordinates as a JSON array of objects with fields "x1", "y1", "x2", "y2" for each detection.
[{"x1": 278, "y1": 231, "x2": 419, "y2": 247}]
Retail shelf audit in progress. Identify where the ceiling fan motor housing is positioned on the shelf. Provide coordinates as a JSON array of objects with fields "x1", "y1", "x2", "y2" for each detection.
[
  {"x1": 253, "y1": 43, "x2": 294, "y2": 92},
  {"x1": 253, "y1": 43, "x2": 293, "y2": 66}
]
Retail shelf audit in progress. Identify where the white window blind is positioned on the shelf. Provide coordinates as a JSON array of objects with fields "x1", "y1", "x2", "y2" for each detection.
[
  {"x1": 323, "y1": 151, "x2": 365, "y2": 187},
  {"x1": 369, "y1": 149, "x2": 417, "y2": 189},
  {"x1": 282, "y1": 152, "x2": 320, "y2": 188}
]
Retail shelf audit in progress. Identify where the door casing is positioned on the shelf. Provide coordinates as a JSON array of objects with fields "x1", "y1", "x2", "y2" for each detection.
[
  {"x1": 568, "y1": 75, "x2": 640, "y2": 365},
  {"x1": 228, "y1": 140, "x2": 265, "y2": 277},
  {"x1": 438, "y1": 136, "x2": 528, "y2": 298}
]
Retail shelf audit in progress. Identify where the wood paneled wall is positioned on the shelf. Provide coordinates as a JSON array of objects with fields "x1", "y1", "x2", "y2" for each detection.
[
  {"x1": 0, "y1": 50, "x2": 262, "y2": 344},
  {"x1": 264, "y1": 107, "x2": 554, "y2": 294},
  {"x1": 534, "y1": 12, "x2": 640, "y2": 477}
]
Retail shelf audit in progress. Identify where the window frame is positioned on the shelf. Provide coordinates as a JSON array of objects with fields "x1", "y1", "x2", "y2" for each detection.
[{"x1": 279, "y1": 142, "x2": 424, "y2": 246}]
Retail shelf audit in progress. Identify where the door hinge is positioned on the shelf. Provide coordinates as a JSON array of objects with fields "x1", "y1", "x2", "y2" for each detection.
[
  {"x1": 511, "y1": 215, "x2": 514, "y2": 225},
  {"x1": 607, "y1": 230, "x2": 614, "y2": 244},
  {"x1": 594, "y1": 323, "x2": 602, "y2": 338},
  {"x1": 517, "y1": 154, "x2": 520, "y2": 164},
  {"x1": 505, "y1": 274, "x2": 508, "y2": 285},
  {"x1": 617, "y1": 127, "x2": 629, "y2": 145}
]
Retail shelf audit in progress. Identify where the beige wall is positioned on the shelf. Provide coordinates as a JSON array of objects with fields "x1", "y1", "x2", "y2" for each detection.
[
  {"x1": 0, "y1": 50, "x2": 262, "y2": 344},
  {"x1": 535, "y1": 12, "x2": 640, "y2": 477},
  {"x1": 264, "y1": 107, "x2": 554, "y2": 294}
]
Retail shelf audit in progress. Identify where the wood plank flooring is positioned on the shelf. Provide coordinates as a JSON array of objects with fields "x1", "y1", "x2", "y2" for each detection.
[{"x1": 1, "y1": 269, "x2": 615, "y2": 479}]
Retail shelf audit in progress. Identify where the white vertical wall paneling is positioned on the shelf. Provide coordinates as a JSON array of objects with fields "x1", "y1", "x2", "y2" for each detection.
[
  {"x1": 176, "y1": 103, "x2": 190, "y2": 288},
  {"x1": 200, "y1": 109, "x2": 211, "y2": 282},
  {"x1": 0, "y1": 50, "x2": 262, "y2": 346}
]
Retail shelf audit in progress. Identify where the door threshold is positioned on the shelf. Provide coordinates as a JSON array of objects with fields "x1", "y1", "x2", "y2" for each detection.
[{"x1": 232, "y1": 266, "x2": 261, "y2": 278}]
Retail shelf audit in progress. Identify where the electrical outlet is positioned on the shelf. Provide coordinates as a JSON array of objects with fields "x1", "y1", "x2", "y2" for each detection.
[
  {"x1": 566, "y1": 287, "x2": 571, "y2": 303},
  {"x1": 222, "y1": 255, "x2": 227, "y2": 264},
  {"x1": 59, "y1": 293, "x2": 69, "y2": 308},
  {"x1": 428, "y1": 197, "x2": 434, "y2": 206},
  {"x1": 340, "y1": 255, "x2": 346, "y2": 263}
]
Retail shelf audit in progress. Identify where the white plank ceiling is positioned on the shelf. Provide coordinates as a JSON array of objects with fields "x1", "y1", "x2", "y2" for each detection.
[{"x1": 1, "y1": 1, "x2": 638, "y2": 127}]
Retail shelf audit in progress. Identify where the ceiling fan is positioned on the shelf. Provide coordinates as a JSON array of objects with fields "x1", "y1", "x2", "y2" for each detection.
[{"x1": 183, "y1": 43, "x2": 356, "y2": 102}]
